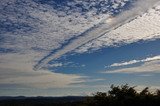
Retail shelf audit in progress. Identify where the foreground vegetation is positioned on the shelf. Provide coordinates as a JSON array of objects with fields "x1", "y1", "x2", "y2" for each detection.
[
  {"x1": 83, "y1": 84, "x2": 160, "y2": 106},
  {"x1": 1, "y1": 84, "x2": 160, "y2": 106}
]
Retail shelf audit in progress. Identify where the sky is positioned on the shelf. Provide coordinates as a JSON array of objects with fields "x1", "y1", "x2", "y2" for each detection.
[{"x1": 0, "y1": 0, "x2": 160, "y2": 96}]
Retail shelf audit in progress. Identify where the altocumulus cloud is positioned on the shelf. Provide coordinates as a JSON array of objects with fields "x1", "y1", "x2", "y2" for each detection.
[
  {"x1": 34, "y1": 0, "x2": 160, "y2": 70},
  {"x1": 0, "y1": 0, "x2": 110, "y2": 89},
  {"x1": 76, "y1": 1, "x2": 160, "y2": 53}
]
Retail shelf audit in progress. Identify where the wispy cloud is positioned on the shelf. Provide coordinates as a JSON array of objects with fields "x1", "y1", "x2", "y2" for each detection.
[
  {"x1": 85, "y1": 78, "x2": 106, "y2": 83},
  {"x1": 0, "y1": 53, "x2": 85, "y2": 89},
  {"x1": 108, "y1": 60, "x2": 138, "y2": 67},
  {"x1": 107, "y1": 55, "x2": 160, "y2": 67},
  {"x1": 47, "y1": 63, "x2": 63, "y2": 68},
  {"x1": 138, "y1": 74, "x2": 153, "y2": 77},
  {"x1": 103, "y1": 59, "x2": 160, "y2": 73}
]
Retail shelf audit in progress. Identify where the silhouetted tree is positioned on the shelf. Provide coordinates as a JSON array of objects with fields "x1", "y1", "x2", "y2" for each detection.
[{"x1": 83, "y1": 84, "x2": 160, "y2": 106}]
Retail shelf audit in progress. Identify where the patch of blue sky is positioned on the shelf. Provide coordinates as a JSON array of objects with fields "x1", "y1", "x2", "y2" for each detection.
[{"x1": 48, "y1": 39, "x2": 160, "y2": 75}]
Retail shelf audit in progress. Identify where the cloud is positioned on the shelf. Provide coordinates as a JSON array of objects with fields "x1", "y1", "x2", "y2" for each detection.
[
  {"x1": 85, "y1": 78, "x2": 106, "y2": 83},
  {"x1": 1, "y1": 0, "x2": 118, "y2": 56},
  {"x1": 135, "y1": 85, "x2": 160, "y2": 92},
  {"x1": 9, "y1": 72, "x2": 84, "y2": 88},
  {"x1": 0, "y1": 0, "x2": 113, "y2": 89},
  {"x1": 107, "y1": 55, "x2": 160, "y2": 67},
  {"x1": 47, "y1": 63, "x2": 63, "y2": 68},
  {"x1": 109, "y1": 60, "x2": 139, "y2": 67},
  {"x1": 0, "y1": 52, "x2": 85, "y2": 89},
  {"x1": 1, "y1": 0, "x2": 127, "y2": 90},
  {"x1": 1, "y1": 0, "x2": 120, "y2": 70},
  {"x1": 1, "y1": 0, "x2": 160, "y2": 96},
  {"x1": 76, "y1": 0, "x2": 160, "y2": 53},
  {"x1": 103, "y1": 59, "x2": 160, "y2": 73},
  {"x1": 138, "y1": 74, "x2": 153, "y2": 77},
  {"x1": 0, "y1": 68, "x2": 84, "y2": 88},
  {"x1": 34, "y1": 0, "x2": 160, "y2": 70}
]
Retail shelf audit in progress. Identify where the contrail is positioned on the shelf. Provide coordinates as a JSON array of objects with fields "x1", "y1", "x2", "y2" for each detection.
[{"x1": 34, "y1": 0, "x2": 160, "y2": 70}]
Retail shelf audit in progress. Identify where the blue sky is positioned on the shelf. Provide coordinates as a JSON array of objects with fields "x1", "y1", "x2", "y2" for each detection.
[{"x1": 0, "y1": 0, "x2": 160, "y2": 96}]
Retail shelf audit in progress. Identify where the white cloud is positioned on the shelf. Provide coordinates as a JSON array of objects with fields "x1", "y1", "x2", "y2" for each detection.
[
  {"x1": 103, "y1": 59, "x2": 160, "y2": 73},
  {"x1": 47, "y1": 63, "x2": 63, "y2": 68},
  {"x1": 109, "y1": 60, "x2": 139, "y2": 67},
  {"x1": 1, "y1": 0, "x2": 106, "y2": 53},
  {"x1": 135, "y1": 85, "x2": 160, "y2": 92},
  {"x1": 76, "y1": 1, "x2": 160, "y2": 53},
  {"x1": 85, "y1": 78, "x2": 106, "y2": 82},
  {"x1": 0, "y1": 68, "x2": 84, "y2": 88},
  {"x1": 107, "y1": 55, "x2": 160, "y2": 67},
  {"x1": 0, "y1": 52, "x2": 84, "y2": 89},
  {"x1": 34, "y1": 0, "x2": 160, "y2": 70},
  {"x1": 1, "y1": 0, "x2": 117, "y2": 71},
  {"x1": 1, "y1": 0, "x2": 113, "y2": 89}
]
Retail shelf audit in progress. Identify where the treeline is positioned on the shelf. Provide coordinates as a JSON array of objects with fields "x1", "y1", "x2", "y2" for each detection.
[
  {"x1": 0, "y1": 84, "x2": 160, "y2": 106},
  {"x1": 82, "y1": 84, "x2": 160, "y2": 106}
]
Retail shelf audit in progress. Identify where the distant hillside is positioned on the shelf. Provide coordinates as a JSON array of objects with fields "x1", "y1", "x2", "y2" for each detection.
[
  {"x1": 0, "y1": 96, "x2": 85, "y2": 106},
  {"x1": 1, "y1": 85, "x2": 160, "y2": 106}
]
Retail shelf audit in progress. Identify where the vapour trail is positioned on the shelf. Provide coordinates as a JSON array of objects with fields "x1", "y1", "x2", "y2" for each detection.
[{"x1": 34, "y1": 0, "x2": 160, "y2": 70}]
